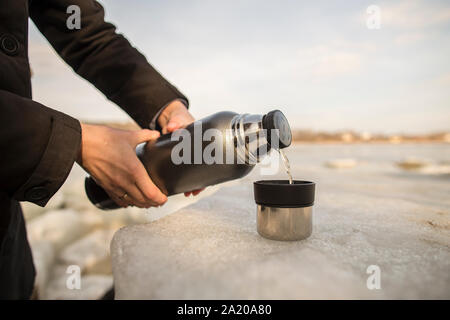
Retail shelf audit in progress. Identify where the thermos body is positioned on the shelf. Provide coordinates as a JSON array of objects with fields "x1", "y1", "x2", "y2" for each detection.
[
  {"x1": 137, "y1": 111, "x2": 253, "y2": 195},
  {"x1": 85, "y1": 110, "x2": 292, "y2": 210}
]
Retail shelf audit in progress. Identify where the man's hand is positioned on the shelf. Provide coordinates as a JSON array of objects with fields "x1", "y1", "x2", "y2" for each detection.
[
  {"x1": 158, "y1": 100, "x2": 204, "y2": 197},
  {"x1": 77, "y1": 123, "x2": 167, "y2": 208},
  {"x1": 158, "y1": 100, "x2": 195, "y2": 134}
]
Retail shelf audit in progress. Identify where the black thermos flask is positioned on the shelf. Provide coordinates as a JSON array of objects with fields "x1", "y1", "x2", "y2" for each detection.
[{"x1": 85, "y1": 110, "x2": 292, "y2": 209}]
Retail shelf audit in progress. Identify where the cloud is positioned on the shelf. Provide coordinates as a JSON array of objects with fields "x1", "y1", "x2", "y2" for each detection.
[
  {"x1": 432, "y1": 73, "x2": 450, "y2": 87},
  {"x1": 381, "y1": 0, "x2": 450, "y2": 29},
  {"x1": 28, "y1": 1, "x2": 450, "y2": 133},
  {"x1": 29, "y1": 42, "x2": 68, "y2": 77},
  {"x1": 305, "y1": 48, "x2": 362, "y2": 78},
  {"x1": 28, "y1": 40, "x2": 130, "y2": 122},
  {"x1": 394, "y1": 32, "x2": 425, "y2": 45}
]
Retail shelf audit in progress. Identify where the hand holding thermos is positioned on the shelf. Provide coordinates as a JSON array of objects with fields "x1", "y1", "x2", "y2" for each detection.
[
  {"x1": 84, "y1": 109, "x2": 292, "y2": 210},
  {"x1": 78, "y1": 100, "x2": 199, "y2": 208}
]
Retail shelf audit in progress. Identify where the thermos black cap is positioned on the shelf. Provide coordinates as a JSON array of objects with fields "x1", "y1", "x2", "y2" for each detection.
[
  {"x1": 262, "y1": 110, "x2": 292, "y2": 149},
  {"x1": 254, "y1": 180, "x2": 315, "y2": 208}
]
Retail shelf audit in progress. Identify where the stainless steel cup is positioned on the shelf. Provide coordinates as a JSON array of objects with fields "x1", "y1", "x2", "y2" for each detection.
[{"x1": 253, "y1": 180, "x2": 315, "y2": 241}]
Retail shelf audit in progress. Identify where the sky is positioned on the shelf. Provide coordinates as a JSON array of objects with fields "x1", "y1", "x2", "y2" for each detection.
[{"x1": 28, "y1": 0, "x2": 450, "y2": 134}]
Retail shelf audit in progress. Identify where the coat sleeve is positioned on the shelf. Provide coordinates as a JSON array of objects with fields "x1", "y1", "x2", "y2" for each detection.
[
  {"x1": 29, "y1": 0, "x2": 189, "y2": 129},
  {"x1": 0, "y1": 90, "x2": 81, "y2": 206}
]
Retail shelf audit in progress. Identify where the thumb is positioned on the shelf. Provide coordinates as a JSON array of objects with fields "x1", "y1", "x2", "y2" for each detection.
[
  {"x1": 130, "y1": 129, "x2": 160, "y2": 146},
  {"x1": 166, "y1": 120, "x2": 181, "y2": 133}
]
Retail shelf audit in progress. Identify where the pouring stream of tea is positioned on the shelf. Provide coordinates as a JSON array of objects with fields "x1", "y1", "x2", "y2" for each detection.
[{"x1": 279, "y1": 149, "x2": 293, "y2": 184}]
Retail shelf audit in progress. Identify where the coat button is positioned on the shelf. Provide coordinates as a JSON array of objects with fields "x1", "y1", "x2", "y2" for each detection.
[
  {"x1": 25, "y1": 187, "x2": 50, "y2": 202},
  {"x1": 0, "y1": 34, "x2": 19, "y2": 56}
]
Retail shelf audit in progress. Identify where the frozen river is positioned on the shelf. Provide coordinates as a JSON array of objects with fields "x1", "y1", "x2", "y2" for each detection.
[{"x1": 111, "y1": 143, "x2": 450, "y2": 299}]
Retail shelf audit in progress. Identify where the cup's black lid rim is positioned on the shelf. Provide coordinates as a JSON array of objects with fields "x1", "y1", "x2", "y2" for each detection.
[
  {"x1": 254, "y1": 180, "x2": 314, "y2": 186},
  {"x1": 253, "y1": 180, "x2": 315, "y2": 207}
]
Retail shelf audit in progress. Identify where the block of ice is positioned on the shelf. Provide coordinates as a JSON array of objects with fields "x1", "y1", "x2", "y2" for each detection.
[
  {"x1": 59, "y1": 229, "x2": 116, "y2": 275},
  {"x1": 44, "y1": 265, "x2": 113, "y2": 300},
  {"x1": 111, "y1": 177, "x2": 450, "y2": 299},
  {"x1": 27, "y1": 209, "x2": 90, "y2": 251},
  {"x1": 30, "y1": 240, "x2": 55, "y2": 298}
]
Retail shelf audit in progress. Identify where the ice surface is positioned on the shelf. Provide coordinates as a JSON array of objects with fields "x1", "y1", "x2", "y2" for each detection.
[
  {"x1": 22, "y1": 192, "x2": 64, "y2": 221},
  {"x1": 44, "y1": 269, "x2": 113, "y2": 300},
  {"x1": 111, "y1": 145, "x2": 450, "y2": 299},
  {"x1": 59, "y1": 229, "x2": 116, "y2": 275},
  {"x1": 30, "y1": 240, "x2": 55, "y2": 297},
  {"x1": 27, "y1": 209, "x2": 90, "y2": 251}
]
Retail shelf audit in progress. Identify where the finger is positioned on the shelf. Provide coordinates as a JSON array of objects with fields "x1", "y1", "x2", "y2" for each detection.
[
  {"x1": 130, "y1": 129, "x2": 160, "y2": 146},
  {"x1": 109, "y1": 186, "x2": 134, "y2": 207},
  {"x1": 192, "y1": 188, "x2": 204, "y2": 196},
  {"x1": 104, "y1": 188, "x2": 129, "y2": 208},
  {"x1": 162, "y1": 121, "x2": 180, "y2": 134},
  {"x1": 167, "y1": 120, "x2": 181, "y2": 133},
  {"x1": 125, "y1": 183, "x2": 156, "y2": 208},
  {"x1": 184, "y1": 188, "x2": 204, "y2": 197},
  {"x1": 133, "y1": 163, "x2": 168, "y2": 206},
  {"x1": 114, "y1": 173, "x2": 156, "y2": 208}
]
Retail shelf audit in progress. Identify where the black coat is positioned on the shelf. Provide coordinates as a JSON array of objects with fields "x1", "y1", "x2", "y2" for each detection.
[{"x1": 0, "y1": 0, "x2": 187, "y2": 299}]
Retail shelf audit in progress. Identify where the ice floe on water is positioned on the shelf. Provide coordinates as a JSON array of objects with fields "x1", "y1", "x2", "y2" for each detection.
[
  {"x1": 324, "y1": 158, "x2": 358, "y2": 169},
  {"x1": 397, "y1": 157, "x2": 450, "y2": 175}
]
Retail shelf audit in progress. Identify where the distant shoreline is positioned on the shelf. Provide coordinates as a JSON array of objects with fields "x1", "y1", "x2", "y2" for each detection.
[
  {"x1": 86, "y1": 121, "x2": 450, "y2": 145},
  {"x1": 290, "y1": 141, "x2": 450, "y2": 145}
]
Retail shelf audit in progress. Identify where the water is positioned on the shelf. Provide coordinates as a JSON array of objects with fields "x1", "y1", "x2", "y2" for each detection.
[{"x1": 279, "y1": 149, "x2": 293, "y2": 184}]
